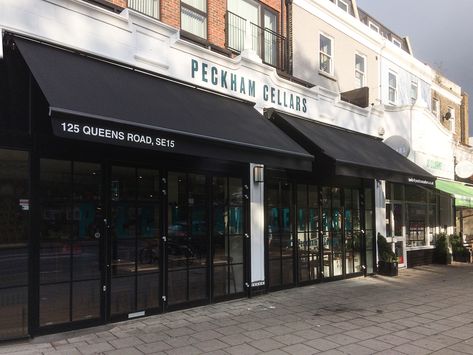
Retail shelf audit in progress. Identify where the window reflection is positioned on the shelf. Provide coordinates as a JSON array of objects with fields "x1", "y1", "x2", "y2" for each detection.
[
  {"x1": 168, "y1": 172, "x2": 209, "y2": 305},
  {"x1": 40, "y1": 160, "x2": 102, "y2": 326},
  {"x1": 0, "y1": 149, "x2": 29, "y2": 339},
  {"x1": 111, "y1": 166, "x2": 160, "y2": 316},
  {"x1": 266, "y1": 179, "x2": 294, "y2": 289}
]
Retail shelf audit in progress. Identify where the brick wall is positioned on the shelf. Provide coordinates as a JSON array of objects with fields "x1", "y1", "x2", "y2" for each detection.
[
  {"x1": 461, "y1": 92, "x2": 470, "y2": 145},
  {"x1": 109, "y1": 0, "x2": 126, "y2": 7},
  {"x1": 161, "y1": 0, "x2": 180, "y2": 28},
  {"x1": 432, "y1": 90, "x2": 462, "y2": 141},
  {"x1": 102, "y1": 0, "x2": 286, "y2": 55},
  {"x1": 207, "y1": 1, "x2": 227, "y2": 47}
]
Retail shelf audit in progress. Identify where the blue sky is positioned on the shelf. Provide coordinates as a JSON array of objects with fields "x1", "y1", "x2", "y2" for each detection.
[{"x1": 356, "y1": 0, "x2": 473, "y2": 132}]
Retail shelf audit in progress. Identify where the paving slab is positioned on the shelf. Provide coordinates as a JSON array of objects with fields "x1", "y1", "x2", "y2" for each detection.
[{"x1": 3, "y1": 264, "x2": 473, "y2": 355}]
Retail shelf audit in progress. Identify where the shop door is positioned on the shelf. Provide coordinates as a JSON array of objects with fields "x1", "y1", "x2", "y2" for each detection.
[
  {"x1": 108, "y1": 165, "x2": 162, "y2": 319},
  {"x1": 211, "y1": 176, "x2": 246, "y2": 301},
  {"x1": 165, "y1": 172, "x2": 247, "y2": 307},
  {"x1": 166, "y1": 172, "x2": 210, "y2": 307},
  {"x1": 386, "y1": 202, "x2": 406, "y2": 267},
  {"x1": 39, "y1": 160, "x2": 106, "y2": 329},
  {"x1": 266, "y1": 180, "x2": 294, "y2": 290}
]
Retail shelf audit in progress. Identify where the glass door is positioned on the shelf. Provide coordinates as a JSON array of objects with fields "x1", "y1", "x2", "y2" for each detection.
[
  {"x1": 266, "y1": 180, "x2": 294, "y2": 289},
  {"x1": 39, "y1": 159, "x2": 104, "y2": 328},
  {"x1": 212, "y1": 177, "x2": 245, "y2": 299},
  {"x1": 167, "y1": 172, "x2": 209, "y2": 307},
  {"x1": 296, "y1": 184, "x2": 320, "y2": 283},
  {"x1": 344, "y1": 189, "x2": 362, "y2": 275},
  {"x1": 109, "y1": 166, "x2": 161, "y2": 318},
  {"x1": 386, "y1": 202, "x2": 406, "y2": 267}
]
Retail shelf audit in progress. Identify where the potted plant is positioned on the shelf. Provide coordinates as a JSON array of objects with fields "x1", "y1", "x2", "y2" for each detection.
[
  {"x1": 434, "y1": 233, "x2": 452, "y2": 264},
  {"x1": 450, "y1": 234, "x2": 471, "y2": 263},
  {"x1": 377, "y1": 234, "x2": 398, "y2": 276}
]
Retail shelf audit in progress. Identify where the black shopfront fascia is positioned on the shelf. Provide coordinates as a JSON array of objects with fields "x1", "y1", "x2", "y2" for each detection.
[
  {"x1": 3, "y1": 35, "x2": 315, "y2": 338},
  {"x1": 13, "y1": 35, "x2": 313, "y2": 172},
  {"x1": 267, "y1": 110, "x2": 436, "y2": 187}
]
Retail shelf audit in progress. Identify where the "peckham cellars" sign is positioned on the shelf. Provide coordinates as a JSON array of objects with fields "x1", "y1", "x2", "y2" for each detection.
[{"x1": 190, "y1": 58, "x2": 308, "y2": 114}]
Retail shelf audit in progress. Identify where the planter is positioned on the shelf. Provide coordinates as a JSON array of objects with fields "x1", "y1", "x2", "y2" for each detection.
[
  {"x1": 453, "y1": 253, "x2": 471, "y2": 263},
  {"x1": 378, "y1": 260, "x2": 398, "y2": 276}
]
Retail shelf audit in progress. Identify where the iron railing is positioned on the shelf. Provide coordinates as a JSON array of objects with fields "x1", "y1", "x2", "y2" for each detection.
[{"x1": 226, "y1": 11, "x2": 287, "y2": 72}]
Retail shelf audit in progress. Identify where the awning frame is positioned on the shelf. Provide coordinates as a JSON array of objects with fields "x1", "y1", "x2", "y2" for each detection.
[{"x1": 267, "y1": 109, "x2": 436, "y2": 186}]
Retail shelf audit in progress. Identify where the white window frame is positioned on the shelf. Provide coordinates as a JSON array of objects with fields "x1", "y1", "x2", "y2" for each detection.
[
  {"x1": 319, "y1": 33, "x2": 334, "y2": 76},
  {"x1": 369, "y1": 21, "x2": 380, "y2": 33},
  {"x1": 337, "y1": 0, "x2": 349, "y2": 12},
  {"x1": 392, "y1": 38, "x2": 402, "y2": 48},
  {"x1": 388, "y1": 71, "x2": 397, "y2": 105},
  {"x1": 180, "y1": 0, "x2": 208, "y2": 39},
  {"x1": 448, "y1": 106, "x2": 455, "y2": 132},
  {"x1": 410, "y1": 80, "x2": 418, "y2": 104},
  {"x1": 432, "y1": 98, "x2": 440, "y2": 119},
  {"x1": 355, "y1": 53, "x2": 366, "y2": 88}
]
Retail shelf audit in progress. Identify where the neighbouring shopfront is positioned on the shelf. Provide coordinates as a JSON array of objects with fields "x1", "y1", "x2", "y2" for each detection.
[
  {"x1": 264, "y1": 172, "x2": 376, "y2": 290},
  {"x1": 262, "y1": 110, "x2": 435, "y2": 289},
  {"x1": 435, "y1": 179, "x2": 473, "y2": 240},
  {"x1": 385, "y1": 182, "x2": 453, "y2": 267}
]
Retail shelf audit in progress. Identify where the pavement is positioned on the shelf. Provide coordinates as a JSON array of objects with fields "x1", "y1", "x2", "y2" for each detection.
[{"x1": 2, "y1": 263, "x2": 473, "y2": 355}]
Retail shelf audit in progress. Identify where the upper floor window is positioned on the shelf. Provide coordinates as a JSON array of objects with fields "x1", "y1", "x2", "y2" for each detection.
[
  {"x1": 320, "y1": 34, "x2": 333, "y2": 75},
  {"x1": 448, "y1": 107, "x2": 455, "y2": 132},
  {"x1": 181, "y1": 0, "x2": 207, "y2": 39},
  {"x1": 129, "y1": 0, "x2": 159, "y2": 19},
  {"x1": 388, "y1": 71, "x2": 397, "y2": 104},
  {"x1": 337, "y1": 0, "x2": 349, "y2": 12},
  {"x1": 432, "y1": 97, "x2": 440, "y2": 119},
  {"x1": 392, "y1": 38, "x2": 402, "y2": 48},
  {"x1": 355, "y1": 54, "x2": 365, "y2": 88},
  {"x1": 227, "y1": 0, "x2": 282, "y2": 69},
  {"x1": 410, "y1": 80, "x2": 418, "y2": 104},
  {"x1": 369, "y1": 21, "x2": 380, "y2": 33}
]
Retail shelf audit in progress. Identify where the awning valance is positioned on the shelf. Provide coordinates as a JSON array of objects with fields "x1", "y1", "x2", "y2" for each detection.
[
  {"x1": 269, "y1": 111, "x2": 436, "y2": 186},
  {"x1": 13, "y1": 36, "x2": 313, "y2": 171},
  {"x1": 436, "y1": 179, "x2": 473, "y2": 208}
]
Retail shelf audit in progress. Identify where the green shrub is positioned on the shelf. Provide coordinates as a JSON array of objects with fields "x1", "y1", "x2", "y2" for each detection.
[
  {"x1": 450, "y1": 234, "x2": 469, "y2": 257},
  {"x1": 434, "y1": 233, "x2": 448, "y2": 264},
  {"x1": 377, "y1": 234, "x2": 397, "y2": 262}
]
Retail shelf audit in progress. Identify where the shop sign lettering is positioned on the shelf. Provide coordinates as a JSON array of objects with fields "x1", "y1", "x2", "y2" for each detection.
[
  {"x1": 407, "y1": 177, "x2": 435, "y2": 186},
  {"x1": 53, "y1": 120, "x2": 176, "y2": 150},
  {"x1": 427, "y1": 159, "x2": 443, "y2": 171},
  {"x1": 191, "y1": 58, "x2": 308, "y2": 113}
]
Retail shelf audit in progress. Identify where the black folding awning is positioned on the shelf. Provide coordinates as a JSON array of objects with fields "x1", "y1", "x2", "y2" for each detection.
[
  {"x1": 13, "y1": 36, "x2": 313, "y2": 171},
  {"x1": 269, "y1": 111, "x2": 435, "y2": 186}
]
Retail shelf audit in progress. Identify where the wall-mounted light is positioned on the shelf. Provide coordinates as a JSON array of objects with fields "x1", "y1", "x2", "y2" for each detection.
[
  {"x1": 253, "y1": 165, "x2": 264, "y2": 183},
  {"x1": 443, "y1": 111, "x2": 452, "y2": 120}
]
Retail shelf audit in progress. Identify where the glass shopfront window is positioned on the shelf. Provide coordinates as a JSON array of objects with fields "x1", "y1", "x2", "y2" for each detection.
[
  {"x1": 40, "y1": 159, "x2": 103, "y2": 326},
  {"x1": 364, "y1": 186, "x2": 375, "y2": 274},
  {"x1": 296, "y1": 185, "x2": 319, "y2": 283},
  {"x1": 0, "y1": 149, "x2": 29, "y2": 340},
  {"x1": 266, "y1": 180, "x2": 293, "y2": 289},
  {"x1": 386, "y1": 183, "x2": 438, "y2": 248},
  {"x1": 267, "y1": 173, "x2": 369, "y2": 288},
  {"x1": 212, "y1": 177, "x2": 245, "y2": 299}
]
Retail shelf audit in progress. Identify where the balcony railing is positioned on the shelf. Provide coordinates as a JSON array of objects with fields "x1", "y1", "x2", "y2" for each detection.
[{"x1": 226, "y1": 11, "x2": 287, "y2": 71}]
